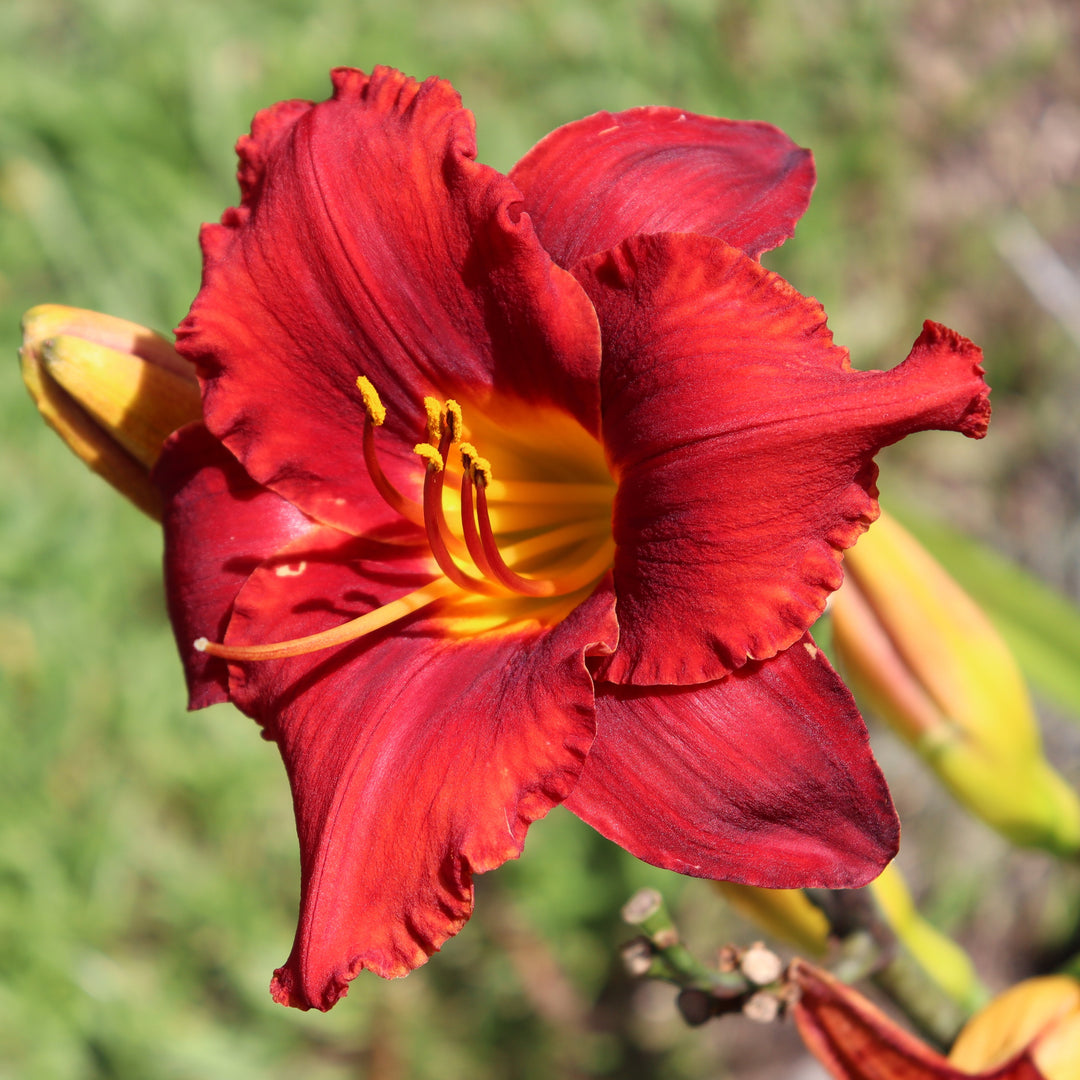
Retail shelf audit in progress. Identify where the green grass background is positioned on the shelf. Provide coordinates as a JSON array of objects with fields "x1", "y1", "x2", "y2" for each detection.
[{"x1": 2, "y1": 1, "x2": 1078, "y2": 1077}]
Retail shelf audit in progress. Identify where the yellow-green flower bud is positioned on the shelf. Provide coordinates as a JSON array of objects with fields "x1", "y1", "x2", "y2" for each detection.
[
  {"x1": 20, "y1": 305, "x2": 202, "y2": 520},
  {"x1": 714, "y1": 880, "x2": 830, "y2": 957},
  {"x1": 870, "y1": 864, "x2": 987, "y2": 1014},
  {"x1": 832, "y1": 511, "x2": 1080, "y2": 856},
  {"x1": 717, "y1": 862, "x2": 986, "y2": 1013}
]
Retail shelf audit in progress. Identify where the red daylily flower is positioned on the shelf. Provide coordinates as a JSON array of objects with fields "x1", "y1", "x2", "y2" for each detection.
[{"x1": 155, "y1": 66, "x2": 990, "y2": 1011}]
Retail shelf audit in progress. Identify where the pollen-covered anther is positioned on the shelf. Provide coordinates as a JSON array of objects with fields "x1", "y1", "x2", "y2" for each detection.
[
  {"x1": 470, "y1": 455, "x2": 493, "y2": 489},
  {"x1": 444, "y1": 399, "x2": 463, "y2": 443},
  {"x1": 355, "y1": 375, "x2": 386, "y2": 426},
  {"x1": 458, "y1": 441, "x2": 478, "y2": 472},
  {"x1": 413, "y1": 442, "x2": 444, "y2": 472},
  {"x1": 357, "y1": 375, "x2": 424, "y2": 526},
  {"x1": 423, "y1": 397, "x2": 443, "y2": 445}
]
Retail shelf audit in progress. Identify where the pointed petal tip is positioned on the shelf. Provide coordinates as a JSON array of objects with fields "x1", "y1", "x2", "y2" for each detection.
[
  {"x1": 906, "y1": 320, "x2": 991, "y2": 439},
  {"x1": 270, "y1": 933, "x2": 432, "y2": 1011},
  {"x1": 270, "y1": 965, "x2": 348, "y2": 1013},
  {"x1": 571, "y1": 642, "x2": 899, "y2": 890}
]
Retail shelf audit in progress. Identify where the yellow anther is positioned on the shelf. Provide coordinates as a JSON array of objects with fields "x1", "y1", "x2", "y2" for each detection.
[
  {"x1": 355, "y1": 376, "x2": 386, "y2": 426},
  {"x1": 423, "y1": 397, "x2": 443, "y2": 443},
  {"x1": 471, "y1": 455, "x2": 493, "y2": 488},
  {"x1": 413, "y1": 442, "x2": 444, "y2": 472},
  {"x1": 444, "y1": 399, "x2": 463, "y2": 442},
  {"x1": 459, "y1": 441, "x2": 479, "y2": 473}
]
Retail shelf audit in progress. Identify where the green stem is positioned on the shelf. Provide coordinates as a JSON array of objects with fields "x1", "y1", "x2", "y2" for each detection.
[
  {"x1": 808, "y1": 888, "x2": 971, "y2": 1049},
  {"x1": 622, "y1": 889, "x2": 746, "y2": 993}
]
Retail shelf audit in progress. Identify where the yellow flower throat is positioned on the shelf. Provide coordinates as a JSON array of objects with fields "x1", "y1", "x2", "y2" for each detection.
[{"x1": 195, "y1": 377, "x2": 615, "y2": 662}]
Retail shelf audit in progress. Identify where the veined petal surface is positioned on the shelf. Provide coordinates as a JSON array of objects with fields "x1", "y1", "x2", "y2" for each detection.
[
  {"x1": 177, "y1": 66, "x2": 602, "y2": 537},
  {"x1": 218, "y1": 538, "x2": 618, "y2": 1010},
  {"x1": 575, "y1": 233, "x2": 990, "y2": 685},
  {"x1": 566, "y1": 638, "x2": 898, "y2": 888},
  {"x1": 510, "y1": 107, "x2": 815, "y2": 266},
  {"x1": 154, "y1": 423, "x2": 316, "y2": 707}
]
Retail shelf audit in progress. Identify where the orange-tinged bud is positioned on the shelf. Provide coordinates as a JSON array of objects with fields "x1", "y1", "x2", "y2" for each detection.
[
  {"x1": 790, "y1": 959, "x2": 1050, "y2": 1080},
  {"x1": 20, "y1": 305, "x2": 202, "y2": 520},
  {"x1": 832, "y1": 511, "x2": 1080, "y2": 855},
  {"x1": 949, "y1": 976, "x2": 1080, "y2": 1080}
]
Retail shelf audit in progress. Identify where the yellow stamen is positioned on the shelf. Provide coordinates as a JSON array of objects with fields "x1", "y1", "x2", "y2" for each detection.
[
  {"x1": 359, "y1": 378, "x2": 423, "y2": 525},
  {"x1": 423, "y1": 397, "x2": 443, "y2": 444},
  {"x1": 196, "y1": 386, "x2": 616, "y2": 663},
  {"x1": 417, "y1": 439, "x2": 499, "y2": 594},
  {"x1": 413, "y1": 442, "x2": 444, "y2": 472},
  {"x1": 193, "y1": 579, "x2": 459, "y2": 662},
  {"x1": 444, "y1": 399, "x2": 463, "y2": 442},
  {"x1": 355, "y1": 376, "x2": 386, "y2": 426}
]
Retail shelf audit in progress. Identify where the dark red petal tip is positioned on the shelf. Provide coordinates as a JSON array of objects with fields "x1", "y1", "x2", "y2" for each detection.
[
  {"x1": 222, "y1": 551, "x2": 617, "y2": 1010},
  {"x1": 901, "y1": 320, "x2": 991, "y2": 439},
  {"x1": 567, "y1": 638, "x2": 899, "y2": 888}
]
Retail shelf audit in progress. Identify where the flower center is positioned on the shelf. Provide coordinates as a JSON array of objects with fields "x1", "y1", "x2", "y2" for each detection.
[{"x1": 195, "y1": 377, "x2": 615, "y2": 661}]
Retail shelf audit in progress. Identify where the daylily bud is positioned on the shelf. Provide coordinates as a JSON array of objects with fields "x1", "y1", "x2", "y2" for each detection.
[
  {"x1": 714, "y1": 880, "x2": 830, "y2": 957},
  {"x1": 791, "y1": 960, "x2": 1066, "y2": 1079},
  {"x1": 716, "y1": 862, "x2": 986, "y2": 1013},
  {"x1": 20, "y1": 305, "x2": 202, "y2": 520},
  {"x1": 870, "y1": 864, "x2": 987, "y2": 1015},
  {"x1": 949, "y1": 976, "x2": 1080, "y2": 1079},
  {"x1": 832, "y1": 511, "x2": 1080, "y2": 856}
]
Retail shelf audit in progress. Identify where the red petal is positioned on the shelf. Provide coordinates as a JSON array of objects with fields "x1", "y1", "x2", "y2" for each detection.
[
  {"x1": 177, "y1": 66, "x2": 602, "y2": 536},
  {"x1": 510, "y1": 107, "x2": 815, "y2": 267},
  {"x1": 220, "y1": 541, "x2": 618, "y2": 1010},
  {"x1": 791, "y1": 961, "x2": 1045, "y2": 1080},
  {"x1": 153, "y1": 424, "x2": 316, "y2": 708},
  {"x1": 575, "y1": 233, "x2": 990, "y2": 684},
  {"x1": 566, "y1": 638, "x2": 898, "y2": 888}
]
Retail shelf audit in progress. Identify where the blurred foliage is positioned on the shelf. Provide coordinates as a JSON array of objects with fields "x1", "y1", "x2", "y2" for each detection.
[{"x1": 2, "y1": 0, "x2": 1079, "y2": 1077}]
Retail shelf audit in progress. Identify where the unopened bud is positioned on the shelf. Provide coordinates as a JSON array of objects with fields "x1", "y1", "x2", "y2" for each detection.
[
  {"x1": 652, "y1": 927, "x2": 679, "y2": 950},
  {"x1": 949, "y1": 976, "x2": 1080, "y2": 1079},
  {"x1": 743, "y1": 990, "x2": 781, "y2": 1024},
  {"x1": 714, "y1": 882, "x2": 829, "y2": 957},
  {"x1": 677, "y1": 988, "x2": 715, "y2": 1027},
  {"x1": 740, "y1": 943, "x2": 784, "y2": 987},
  {"x1": 20, "y1": 305, "x2": 202, "y2": 520},
  {"x1": 871, "y1": 864, "x2": 987, "y2": 1013},
  {"x1": 717, "y1": 944, "x2": 742, "y2": 973},
  {"x1": 621, "y1": 938, "x2": 655, "y2": 977},
  {"x1": 832, "y1": 511, "x2": 1080, "y2": 855},
  {"x1": 717, "y1": 865, "x2": 986, "y2": 1014}
]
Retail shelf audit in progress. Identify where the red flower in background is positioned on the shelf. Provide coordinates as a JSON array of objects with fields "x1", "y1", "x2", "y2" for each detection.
[{"x1": 155, "y1": 66, "x2": 990, "y2": 1011}]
